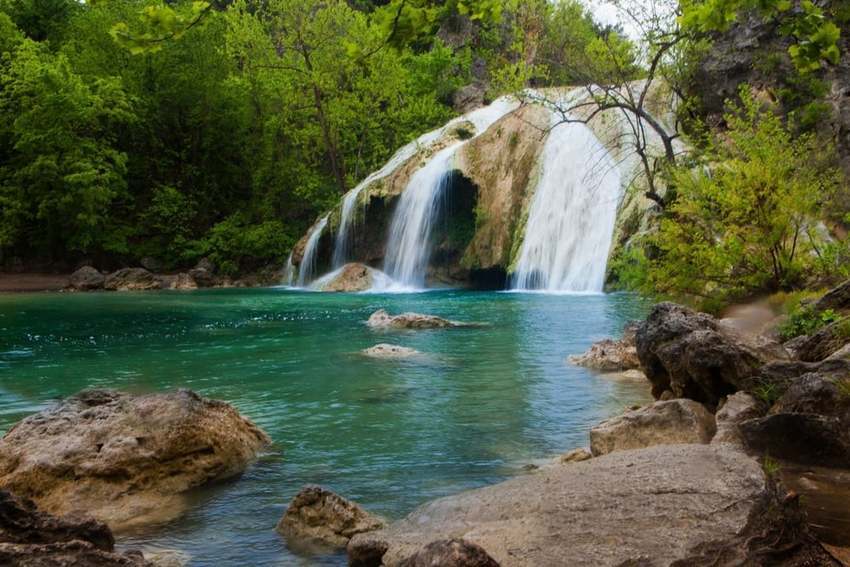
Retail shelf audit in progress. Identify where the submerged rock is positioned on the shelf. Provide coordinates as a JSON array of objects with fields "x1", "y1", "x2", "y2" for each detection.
[
  {"x1": 367, "y1": 309, "x2": 464, "y2": 330},
  {"x1": 636, "y1": 302, "x2": 767, "y2": 406},
  {"x1": 0, "y1": 389, "x2": 270, "y2": 531},
  {"x1": 348, "y1": 444, "x2": 768, "y2": 566},
  {"x1": 361, "y1": 344, "x2": 422, "y2": 359},
  {"x1": 0, "y1": 489, "x2": 151, "y2": 566},
  {"x1": 589, "y1": 399, "x2": 716, "y2": 456},
  {"x1": 68, "y1": 266, "x2": 105, "y2": 291},
  {"x1": 277, "y1": 485, "x2": 385, "y2": 550},
  {"x1": 104, "y1": 268, "x2": 161, "y2": 291}
]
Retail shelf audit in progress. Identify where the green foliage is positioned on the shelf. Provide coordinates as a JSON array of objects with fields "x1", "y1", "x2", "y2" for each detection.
[
  {"x1": 644, "y1": 86, "x2": 843, "y2": 308},
  {"x1": 0, "y1": 36, "x2": 136, "y2": 255},
  {"x1": 680, "y1": 0, "x2": 842, "y2": 73},
  {"x1": 202, "y1": 215, "x2": 292, "y2": 276},
  {"x1": 110, "y1": 1, "x2": 211, "y2": 55},
  {"x1": 779, "y1": 306, "x2": 840, "y2": 340},
  {"x1": 761, "y1": 455, "x2": 781, "y2": 477}
]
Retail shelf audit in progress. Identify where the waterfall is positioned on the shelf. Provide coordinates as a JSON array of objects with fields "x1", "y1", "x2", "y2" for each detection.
[
  {"x1": 382, "y1": 97, "x2": 519, "y2": 289},
  {"x1": 331, "y1": 129, "x2": 445, "y2": 269},
  {"x1": 282, "y1": 251, "x2": 296, "y2": 286},
  {"x1": 511, "y1": 119, "x2": 622, "y2": 293},
  {"x1": 296, "y1": 215, "x2": 328, "y2": 287}
]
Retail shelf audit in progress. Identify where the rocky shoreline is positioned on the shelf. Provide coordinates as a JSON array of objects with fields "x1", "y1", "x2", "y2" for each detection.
[
  {"x1": 2, "y1": 284, "x2": 850, "y2": 565},
  {"x1": 0, "y1": 259, "x2": 284, "y2": 293}
]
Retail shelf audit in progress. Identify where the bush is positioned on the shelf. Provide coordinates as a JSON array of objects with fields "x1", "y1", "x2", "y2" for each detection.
[
  {"x1": 778, "y1": 306, "x2": 841, "y2": 341},
  {"x1": 202, "y1": 215, "x2": 293, "y2": 276},
  {"x1": 645, "y1": 86, "x2": 844, "y2": 309}
]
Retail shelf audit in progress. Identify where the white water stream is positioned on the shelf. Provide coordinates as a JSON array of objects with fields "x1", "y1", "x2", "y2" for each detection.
[
  {"x1": 511, "y1": 118, "x2": 622, "y2": 292},
  {"x1": 296, "y1": 215, "x2": 329, "y2": 287},
  {"x1": 381, "y1": 97, "x2": 519, "y2": 289}
]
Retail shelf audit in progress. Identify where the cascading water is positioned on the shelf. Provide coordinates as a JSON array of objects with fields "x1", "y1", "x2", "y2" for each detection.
[
  {"x1": 511, "y1": 118, "x2": 622, "y2": 293},
  {"x1": 296, "y1": 215, "x2": 328, "y2": 287},
  {"x1": 382, "y1": 97, "x2": 519, "y2": 289},
  {"x1": 331, "y1": 130, "x2": 444, "y2": 269},
  {"x1": 282, "y1": 251, "x2": 296, "y2": 286}
]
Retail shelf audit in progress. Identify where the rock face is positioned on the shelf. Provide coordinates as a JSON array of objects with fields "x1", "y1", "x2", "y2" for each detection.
[
  {"x1": 712, "y1": 392, "x2": 764, "y2": 447},
  {"x1": 361, "y1": 344, "x2": 422, "y2": 359},
  {"x1": 569, "y1": 322, "x2": 640, "y2": 371},
  {"x1": 589, "y1": 399, "x2": 716, "y2": 456},
  {"x1": 0, "y1": 389, "x2": 270, "y2": 531},
  {"x1": 276, "y1": 485, "x2": 385, "y2": 550},
  {"x1": 0, "y1": 490, "x2": 151, "y2": 566},
  {"x1": 367, "y1": 309, "x2": 461, "y2": 330},
  {"x1": 815, "y1": 279, "x2": 850, "y2": 313},
  {"x1": 68, "y1": 266, "x2": 105, "y2": 291},
  {"x1": 104, "y1": 268, "x2": 161, "y2": 291},
  {"x1": 318, "y1": 263, "x2": 375, "y2": 292},
  {"x1": 636, "y1": 302, "x2": 767, "y2": 406},
  {"x1": 557, "y1": 447, "x2": 592, "y2": 464},
  {"x1": 348, "y1": 444, "x2": 767, "y2": 566}
]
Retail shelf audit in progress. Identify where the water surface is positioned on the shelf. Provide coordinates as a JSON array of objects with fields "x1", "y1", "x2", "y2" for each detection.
[{"x1": 0, "y1": 288, "x2": 651, "y2": 565}]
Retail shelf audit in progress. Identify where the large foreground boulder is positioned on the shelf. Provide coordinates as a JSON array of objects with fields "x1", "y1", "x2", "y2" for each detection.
[
  {"x1": 569, "y1": 323, "x2": 640, "y2": 372},
  {"x1": 589, "y1": 399, "x2": 716, "y2": 456},
  {"x1": 636, "y1": 302, "x2": 768, "y2": 406},
  {"x1": 0, "y1": 490, "x2": 151, "y2": 566},
  {"x1": 104, "y1": 268, "x2": 161, "y2": 291},
  {"x1": 367, "y1": 309, "x2": 465, "y2": 330},
  {"x1": 0, "y1": 389, "x2": 270, "y2": 531},
  {"x1": 276, "y1": 485, "x2": 384, "y2": 550},
  {"x1": 398, "y1": 539, "x2": 500, "y2": 567},
  {"x1": 348, "y1": 444, "x2": 773, "y2": 566}
]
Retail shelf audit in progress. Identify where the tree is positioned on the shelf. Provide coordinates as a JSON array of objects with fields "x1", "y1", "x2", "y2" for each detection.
[
  {"x1": 0, "y1": 37, "x2": 136, "y2": 257},
  {"x1": 645, "y1": 87, "x2": 843, "y2": 307}
]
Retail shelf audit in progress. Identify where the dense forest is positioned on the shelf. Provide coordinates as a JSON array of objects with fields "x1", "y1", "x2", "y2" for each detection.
[
  {"x1": 0, "y1": 0, "x2": 847, "y2": 310},
  {"x1": 0, "y1": 0, "x2": 627, "y2": 275}
]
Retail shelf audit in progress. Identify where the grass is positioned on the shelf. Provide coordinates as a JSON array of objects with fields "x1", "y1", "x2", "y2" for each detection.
[{"x1": 762, "y1": 455, "x2": 781, "y2": 478}]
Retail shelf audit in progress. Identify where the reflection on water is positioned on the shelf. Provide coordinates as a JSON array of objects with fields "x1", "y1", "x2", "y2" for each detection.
[{"x1": 0, "y1": 289, "x2": 652, "y2": 566}]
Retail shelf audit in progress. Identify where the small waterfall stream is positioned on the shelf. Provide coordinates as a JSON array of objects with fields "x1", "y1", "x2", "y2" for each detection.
[
  {"x1": 511, "y1": 119, "x2": 622, "y2": 292},
  {"x1": 382, "y1": 97, "x2": 519, "y2": 289},
  {"x1": 296, "y1": 215, "x2": 328, "y2": 287}
]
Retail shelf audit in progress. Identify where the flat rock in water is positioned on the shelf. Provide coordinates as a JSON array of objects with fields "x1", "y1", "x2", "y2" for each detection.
[
  {"x1": 0, "y1": 389, "x2": 270, "y2": 531},
  {"x1": 348, "y1": 444, "x2": 767, "y2": 566},
  {"x1": 277, "y1": 485, "x2": 385, "y2": 550},
  {"x1": 367, "y1": 309, "x2": 464, "y2": 330},
  {"x1": 590, "y1": 399, "x2": 716, "y2": 456},
  {"x1": 361, "y1": 344, "x2": 422, "y2": 359},
  {"x1": 569, "y1": 322, "x2": 640, "y2": 372}
]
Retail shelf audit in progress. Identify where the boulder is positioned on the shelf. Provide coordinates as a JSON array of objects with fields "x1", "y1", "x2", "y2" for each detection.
[
  {"x1": 367, "y1": 309, "x2": 464, "y2": 330},
  {"x1": 318, "y1": 263, "x2": 376, "y2": 292},
  {"x1": 739, "y1": 361, "x2": 850, "y2": 467},
  {"x1": 104, "y1": 268, "x2": 161, "y2": 291},
  {"x1": 172, "y1": 273, "x2": 197, "y2": 290},
  {"x1": 139, "y1": 257, "x2": 161, "y2": 272},
  {"x1": 398, "y1": 539, "x2": 499, "y2": 567},
  {"x1": 795, "y1": 319, "x2": 850, "y2": 362},
  {"x1": 452, "y1": 84, "x2": 485, "y2": 114},
  {"x1": 0, "y1": 389, "x2": 270, "y2": 531},
  {"x1": 276, "y1": 485, "x2": 385, "y2": 550},
  {"x1": 348, "y1": 444, "x2": 769, "y2": 566},
  {"x1": 636, "y1": 302, "x2": 766, "y2": 406},
  {"x1": 589, "y1": 399, "x2": 716, "y2": 456},
  {"x1": 68, "y1": 266, "x2": 104, "y2": 291},
  {"x1": 712, "y1": 392, "x2": 764, "y2": 447},
  {"x1": 361, "y1": 344, "x2": 422, "y2": 359},
  {"x1": 568, "y1": 323, "x2": 640, "y2": 372},
  {"x1": 188, "y1": 268, "x2": 217, "y2": 288},
  {"x1": 0, "y1": 490, "x2": 151, "y2": 566}
]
